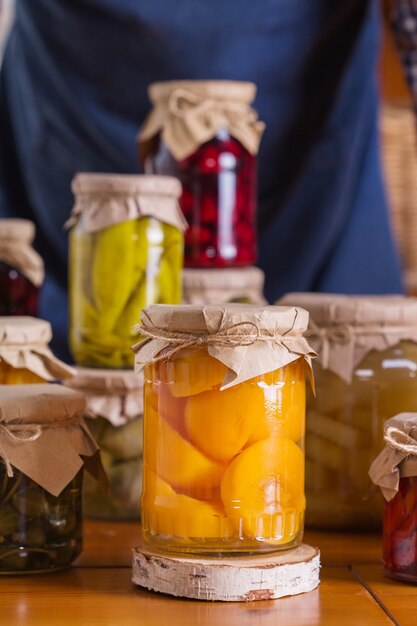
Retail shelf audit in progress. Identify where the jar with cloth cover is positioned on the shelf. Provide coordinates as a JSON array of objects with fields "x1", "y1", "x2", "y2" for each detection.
[
  {"x1": 138, "y1": 81, "x2": 264, "y2": 268},
  {"x1": 279, "y1": 293, "x2": 417, "y2": 531},
  {"x1": 68, "y1": 173, "x2": 186, "y2": 368},
  {"x1": 0, "y1": 384, "x2": 105, "y2": 573},
  {"x1": 0, "y1": 219, "x2": 44, "y2": 316},
  {"x1": 370, "y1": 413, "x2": 417, "y2": 582},
  {"x1": 133, "y1": 303, "x2": 315, "y2": 554},
  {"x1": 66, "y1": 368, "x2": 143, "y2": 520},
  {"x1": 0, "y1": 317, "x2": 75, "y2": 384}
]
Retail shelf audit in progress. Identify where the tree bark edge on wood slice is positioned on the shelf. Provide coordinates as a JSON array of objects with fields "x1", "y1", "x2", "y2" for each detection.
[{"x1": 131, "y1": 542, "x2": 320, "y2": 602}]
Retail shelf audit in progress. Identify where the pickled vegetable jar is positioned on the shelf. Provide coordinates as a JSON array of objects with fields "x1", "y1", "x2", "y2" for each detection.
[
  {"x1": 369, "y1": 413, "x2": 417, "y2": 582},
  {"x1": 0, "y1": 219, "x2": 44, "y2": 316},
  {"x1": 138, "y1": 81, "x2": 265, "y2": 268},
  {"x1": 0, "y1": 384, "x2": 102, "y2": 573},
  {"x1": 182, "y1": 267, "x2": 266, "y2": 305},
  {"x1": 66, "y1": 368, "x2": 143, "y2": 520},
  {"x1": 133, "y1": 303, "x2": 314, "y2": 554},
  {"x1": 279, "y1": 293, "x2": 417, "y2": 531},
  {"x1": 0, "y1": 316, "x2": 75, "y2": 384},
  {"x1": 68, "y1": 174, "x2": 186, "y2": 368}
]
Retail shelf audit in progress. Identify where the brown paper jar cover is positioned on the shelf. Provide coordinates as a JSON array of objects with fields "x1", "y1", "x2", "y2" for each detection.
[
  {"x1": 0, "y1": 384, "x2": 103, "y2": 496},
  {"x1": 369, "y1": 413, "x2": 417, "y2": 501},
  {"x1": 138, "y1": 80, "x2": 265, "y2": 161},
  {"x1": 68, "y1": 173, "x2": 187, "y2": 233},
  {"x1": 66, "y1": 367, "x2": 144, "y2": 426},
  {"x1": 278, "y1": 293, "x2": 417, "y2": 383},
  {"x1": 133, "y1": 303, "x2": 315, "y2": 389},
  {"x1": 0, "y1": 218, "x2": 44, "y2": 286},
  {"x1": 0, "y1": 316, "x2": 75, "y2": 381},
  {"x1": 182, "y1": 267, "x2": 267, "y2": 305}
]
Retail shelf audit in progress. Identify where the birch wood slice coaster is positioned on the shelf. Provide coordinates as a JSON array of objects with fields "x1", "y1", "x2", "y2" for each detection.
[{"x1": 132, "y1": 543, "x2": 320, "y2": 602}]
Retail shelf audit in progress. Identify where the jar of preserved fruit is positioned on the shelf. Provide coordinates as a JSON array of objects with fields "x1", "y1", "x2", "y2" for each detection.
[
  {"x1": 0, "y1": 384, "x2": 103, "y2": 574},
  {"x1": 0, "y1": 316, "x2": 75, "y2": 384},
  {"x1": 138, "y1": 81, "x2": 265, "y2": 268},
  {"x1": 133, "y1": 303, "x2": 315, "y2": 555},
  {"x1": 370, "y1": 413, "x2": 417, "y2": 582},
  {"x1": 66, "y1": 367, "x2": 143, "y2": 520},
  {"x1": 0, "y1": 219, "x2": 44, "y2": 316},
  {"x1": 68, "y1": 174, "x2": 186, "y2": 369},
  {"x1": 182, "y1": 267, "x2": 267, "y2": 305},
  {"x1": 279, "y1": 293, "x2": 417, "y2": 531}
]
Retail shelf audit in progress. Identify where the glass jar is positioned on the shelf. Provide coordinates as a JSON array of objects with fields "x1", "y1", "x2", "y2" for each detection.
[
  {"x1": 134, "y1": 303, "x2": 313, "y2": 555},
  {"x1": 139, "y1": 81, "x2": 264, "y2": 268},
  {"x1": 66, "y1": 368, "x2": 143, "y2": 520},
  {"x1": 279, "y1": 293, "x2": 417, "y2": 531},
  {"x1": 0, "y1": 316, "x2": 75, "y2": 384},
  {"x1": 182, "y1": 267, "x2": 267, "y2": 305},
  {"x1": 0, "y1": 384, "x2": 102, "y2": 574},
  {"x1": 0, "y1": 219, "x2": 44, "y2": 316},
  {"x1": 68, "y1": 174, "x2": 185, "y2": 368}
]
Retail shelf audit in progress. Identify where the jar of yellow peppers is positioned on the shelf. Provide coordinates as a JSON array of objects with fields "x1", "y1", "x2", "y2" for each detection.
[
  {"x1": 133, "y1": 303, "x2": 315, "y2": 554},
  {"x1": 0, "y1": 316, "x2": 75, "y2": 384},
  {"x1": 68, "y1": 174, "x2": 186, "y2": 368}
]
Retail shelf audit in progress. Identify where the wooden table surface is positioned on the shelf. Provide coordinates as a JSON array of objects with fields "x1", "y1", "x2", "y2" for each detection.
[{"x1": 0, "y1": 521, "x2": 413, "y2": 626}]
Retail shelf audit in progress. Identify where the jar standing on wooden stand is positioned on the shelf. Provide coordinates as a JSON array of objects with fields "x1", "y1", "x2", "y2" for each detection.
[
  {"x1": 0, "y1": 219, "x2": 44, "y2": 316},
  {"x1": 68, "y1": 174, "x2": 186, "y2": 368},
  {"x1": 0, "y1": 385, "x2": 104, "y2": 574},
  {"x1": 138, "y1": 81, "x2": 264, "y2": 268},
  {"x1": 133, "y1": 303, "x2": 315, "y2": 555},
  {"x1": 66, "y1": 368, "x2": 143, "y2": 520},
  {"x1": 279, "y1": 293, "x2": 417, "y2": 531},
  {"x1": 0, "y1": 317, "x2": 75, "y2": 384},
  {"x1": 370, "y1": 413, "x2": 417, "y2": 582}
]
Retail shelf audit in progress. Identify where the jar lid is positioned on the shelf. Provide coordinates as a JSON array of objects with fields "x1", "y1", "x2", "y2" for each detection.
[
  {"x1": 0, "y1": 316, "x2": 52, "y2": 345},
  {"x1": 133, "y1": 303, "x2": 315, "y2": 389},
  {"x1": 0, "y1": 219, "x2": 35, "y2": 243},
  {"x1": 148, "y1": 80, "x2": 257, "y2": 105},
  {"x1": 67, "y1": 367, "x2": 142, "y2": 394},
  {"x1": 0, "y1": 383, "x2": 86, "y2": 423},
  {"x1": 183, "y1": 267, "x2": 264, "y2": 290},
  {"x1": 69, "y1": 173, "x2": 186, "y2": 233},
  {"x1": 71, "y1": 173, "x2": 182, "y2": 198}
]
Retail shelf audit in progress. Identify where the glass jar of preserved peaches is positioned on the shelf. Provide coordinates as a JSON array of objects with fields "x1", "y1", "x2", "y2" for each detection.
[
  {"x1": 182, "y1": 267, "x2": 267, "y2": 305},
  {"x1": 68, "y1": 174, "x2": 186, "y2": 368},
  {"x1": 138, "y1": 81, "x2": 265, "y2": 268},
  {"x1": 66, "y1": 367, "x2": 143, "y2": 520},
  {"x1": 0, "y1": 384, "x2": 102, "y2": 574},
  {"x1": 279, "y1": 293, "x2": 417, "y2": 531},
  {"x1": 133, "y1": 303, "x2": 315, "y2": 555},
  {"x1": 0, "y1": 219, "x2": 44, "y2": 316},
  {"x1": 0, "y1": 316, "x2": 75, "y2": 384},
  {"x1": 370, "y1": 413, "x2": 417, "y2": 582}
]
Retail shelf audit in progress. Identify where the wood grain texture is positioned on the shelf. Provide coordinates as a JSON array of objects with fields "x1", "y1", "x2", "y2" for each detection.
[{"x1": 132, "y1": 543, "x2": 320, "y2": 601}]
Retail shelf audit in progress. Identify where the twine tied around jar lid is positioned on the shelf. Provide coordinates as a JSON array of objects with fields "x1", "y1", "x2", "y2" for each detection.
[
  {"x1": 133, "y1": 303, "x2": 316, "y2": 390},
  {"x1": 278, "y1": 294, "x2": 417, "y2": 384},
  {"x1": 0, "y1": 219, "x2": 44, "y2": 286},
  {"x1": 138, "y1": 80, "x2": 265, "y2": 161},
  {"x1": 369, "y1": 413, "x2": 417, "y2": 501}
]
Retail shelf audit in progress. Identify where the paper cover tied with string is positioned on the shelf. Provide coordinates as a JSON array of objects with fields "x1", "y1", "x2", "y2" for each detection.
[
  {"x1": 369, "y1": 413, "x2": 417, "y2": 501},
  {"x1": 0, "y1": 218, "x2": 44, "y2": 287},
  {"x1": 0, "y1": 384, "x2": 106, "y2": 497},
  {"x1": 132, "y1": 303, "x2": 316, "y2": 389}
]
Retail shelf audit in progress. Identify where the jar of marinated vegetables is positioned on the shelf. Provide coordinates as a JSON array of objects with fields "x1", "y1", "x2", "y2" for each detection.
[
  {"x1": 0, "y1": 219, "x2": 44, "y2": 316},
  {"x1": 133, "y1": 303, "x2": 315, "y2": 555},
  {"x1": 0, "y1": 384, "x2": 103, "y2": 574},
  {"x1": 0, "y1": 316, "x2": 75, "y2": 384},
  {"x1": 182, "y1": 267, "x2": 267, "y2": 305},
  {"x1": 68, "y1": 174, "x2": 186, "y2": 368},
  {"x1": 370, "y1": 413, "x2": 417, "y2": 582},
  {"x1": 279, "y1": 293, "x2": 417, "y2": 531},
  {"x1": 66, "y1": 367, "x2": 143, "y2": 520},
  {"x1": 138, "y1": 81, "x2": 265, "y2": 268}
]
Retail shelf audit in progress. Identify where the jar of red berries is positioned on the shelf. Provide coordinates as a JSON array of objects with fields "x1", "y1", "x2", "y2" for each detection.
[{"x1": 138, "y1": 81, "x2": 264, "y2": 268}]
